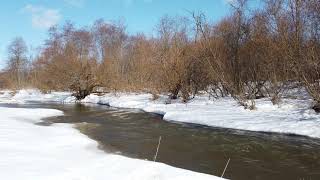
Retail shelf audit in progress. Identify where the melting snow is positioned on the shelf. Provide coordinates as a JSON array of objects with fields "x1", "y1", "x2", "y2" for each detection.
[
  {"x1": 0, "y1": 106, "x2": 223, "y2": 180},
  {"x1": 1, "y1": 89, "x2": 320, "y2": 139}
]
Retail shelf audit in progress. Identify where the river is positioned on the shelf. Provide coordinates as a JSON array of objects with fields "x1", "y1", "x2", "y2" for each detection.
[{"x1": 2, "y1": 102, "x2": 320, "y2": 180}]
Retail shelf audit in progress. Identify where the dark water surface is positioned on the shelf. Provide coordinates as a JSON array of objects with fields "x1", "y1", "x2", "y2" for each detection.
[{"x1": 2, "y1": 103, "x2": 320, "y2": 180}]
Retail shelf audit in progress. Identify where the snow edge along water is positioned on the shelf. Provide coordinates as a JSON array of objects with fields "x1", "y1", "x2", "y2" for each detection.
[
  {"x1": 0, "y1": 92, "x2": 225, "y2": 180},
  {"x1": 1, "y1": 89, "x2": 320, "y2": 139}
]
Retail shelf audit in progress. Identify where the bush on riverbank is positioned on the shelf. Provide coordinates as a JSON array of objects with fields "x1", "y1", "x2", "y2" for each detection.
[{"x1": 0, "y1": 0, "x2": 319, "y2": 111}]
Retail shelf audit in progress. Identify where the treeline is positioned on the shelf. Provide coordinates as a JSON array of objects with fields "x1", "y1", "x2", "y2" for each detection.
[{"x1": 1, "y1": 0, "x2": 319, "y2": 111}]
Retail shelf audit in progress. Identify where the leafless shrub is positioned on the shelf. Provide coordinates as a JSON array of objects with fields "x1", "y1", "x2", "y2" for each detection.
[{"x1": 0, "y1": 0, "x2": 319, "y2": 111}]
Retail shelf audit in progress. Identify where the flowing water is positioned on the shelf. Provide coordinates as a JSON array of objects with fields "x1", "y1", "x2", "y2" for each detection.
[{"x1": 2, "y1": 102, "x2": 320, "y2": 180}]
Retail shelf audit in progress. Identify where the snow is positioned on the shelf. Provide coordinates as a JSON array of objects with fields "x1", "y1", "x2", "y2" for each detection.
[
  {"x1": 1, "y1": 89, "x2": 320, "y2": 139},
  {"x1": 0, "y1": 89, "x2": 74, "y2": 103},
  {"x1": 0, "y1": 106, "x2": 223, "y2": 180},
  {"x1": 83, "y1": 93, "x2": 320, "y2": 139}
]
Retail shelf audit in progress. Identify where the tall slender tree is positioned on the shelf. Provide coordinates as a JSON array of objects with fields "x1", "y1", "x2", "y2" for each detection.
[{"x1": 6, "y1": 37, "x2": 28, "y2": 89}]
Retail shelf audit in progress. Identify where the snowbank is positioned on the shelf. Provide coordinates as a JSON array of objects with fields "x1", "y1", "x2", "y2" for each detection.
[
  {"x1": 82, "y1": 93, "x2": 320, "y2": 139},
  {"x1": 0, "y1": 106, "x2": 222, "y2": 180},
  {"x1": 0, "y1": 89, "x2": 75, "y2": 104},
  {"x1": 1, "y1": 89, "x2": 320, "y2": 139}
]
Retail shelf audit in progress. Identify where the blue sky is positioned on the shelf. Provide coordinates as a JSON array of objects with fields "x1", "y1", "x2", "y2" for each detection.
[{"x1": 0, "y1": 0, "x2": 233, "y2": 67}]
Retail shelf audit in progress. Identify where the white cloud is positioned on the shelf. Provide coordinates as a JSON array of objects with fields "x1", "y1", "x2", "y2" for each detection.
[
  {"x1": 63, "y1": 0, "x2": 85, "y2": 8},
  {"x1": 124, "y1": 0, "x2": 154, "y2": 7},
  {"x1": 23, "y1": 4, "x2": 61, "y2": 29},
  {"x1": 224, "y1": 0, "x2": 236, "y2": 4}
]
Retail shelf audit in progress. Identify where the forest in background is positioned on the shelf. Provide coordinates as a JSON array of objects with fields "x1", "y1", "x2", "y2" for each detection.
[{"x1": 0, "y1": 0, "x2": 319, "y2": 111}]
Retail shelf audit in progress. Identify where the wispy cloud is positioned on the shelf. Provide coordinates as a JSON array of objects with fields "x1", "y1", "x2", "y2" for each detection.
[
  {"x1": 22, "y1": 4, "x2": 61, "y2": 29},
  {"x1": 124, "y1": 0, "x2": 154, "y2": 7},
  {"x1": 63, "y1": 0, "x2": 85, "y2": 8},
  {"x1": 223, "y1": 0, "x2": 235, "y2": 5}
]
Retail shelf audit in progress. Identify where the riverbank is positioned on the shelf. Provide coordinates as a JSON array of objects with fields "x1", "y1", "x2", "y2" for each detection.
[
  {"x1": 1, "y1": 89, "x2": 320, "y2": 138},
  {"x1": 0, "y1": 105, "x2": 223, "y2": 180}
]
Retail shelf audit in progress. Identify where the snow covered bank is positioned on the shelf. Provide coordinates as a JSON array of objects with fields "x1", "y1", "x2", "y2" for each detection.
[
  {"x1": 1, "y1": 89, "x2": 320, "y2": 139},
  {"x1": 81, "y1": 93, "x2": 320, "y2": 138},
  {"x1": 0, "y1": 89, "x2": 75, "y2": 104},
  {"x1": 0, "y1": 106, "x2": 223, "y2": 180}
]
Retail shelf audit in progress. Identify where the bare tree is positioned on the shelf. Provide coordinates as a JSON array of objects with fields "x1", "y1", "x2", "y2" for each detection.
[
  {"x1": 3, "y1": 1, "x2": 317, "y2": 112},
  {"x1": 6, "y1": 37, "x2": 28, "y2": 89}
]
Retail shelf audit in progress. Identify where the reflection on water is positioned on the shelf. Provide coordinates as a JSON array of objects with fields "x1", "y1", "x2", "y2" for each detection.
[{"x1": 2, "y1": 103, "x2": 320, "y2": 180}]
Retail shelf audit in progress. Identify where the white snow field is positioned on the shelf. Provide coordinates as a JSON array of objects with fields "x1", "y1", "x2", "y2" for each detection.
[
  {"x1": 0, "y1": 106, "x2": 223, "y2": 180},
  {"x1": 1, "y1": 89, "x2": 320, "y2": 138}
]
